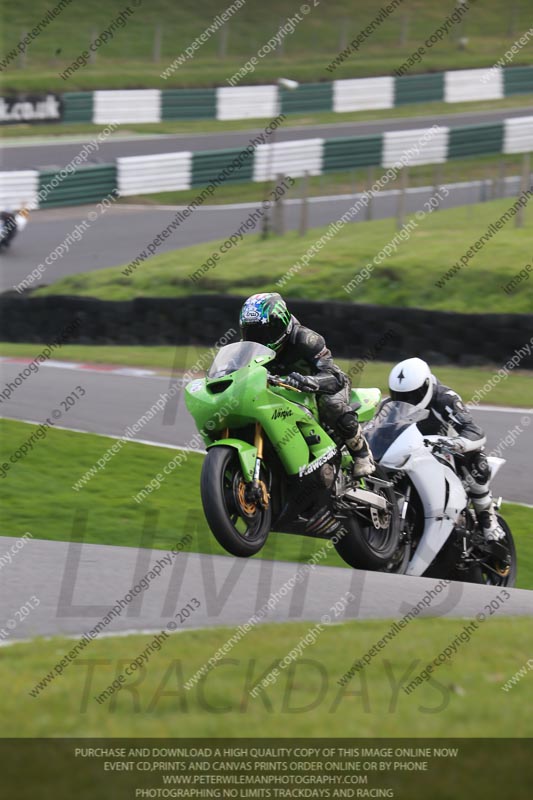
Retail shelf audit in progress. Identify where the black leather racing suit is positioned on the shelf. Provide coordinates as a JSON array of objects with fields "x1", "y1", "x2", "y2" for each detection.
[
  {"x1": 417, "y1": 380, "x2": 492, "y2": 513},
  {"x1": 270, "y1": 318, "x2": 366, "y2": 451},
  {"x1": 0, "y1": 212, "x2": 17, "y2": 247}
]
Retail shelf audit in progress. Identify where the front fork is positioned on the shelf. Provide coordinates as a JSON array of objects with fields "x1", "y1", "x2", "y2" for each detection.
[
  {"x1": 253, "y1": 422, "x2": 264, "y2": 481},
  {"x1": 400, "y1": 483, "x2": 411, "y2": 536},
  {"x1": 245, "y1": 423, "x2": 270, "y2": 509}
]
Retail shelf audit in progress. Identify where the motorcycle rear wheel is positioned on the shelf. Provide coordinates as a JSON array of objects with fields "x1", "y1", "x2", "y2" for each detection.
[{"x1": 333, "y1": 467, "x2": 401, "y2": 570}]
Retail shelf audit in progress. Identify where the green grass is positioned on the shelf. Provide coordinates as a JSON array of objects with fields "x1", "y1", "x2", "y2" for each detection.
[
  {"x1": 2, "y1": 0, "x2": 532, "y2": 91},
  {"x1": 0, "y1": 418, "x2": 344, "y2": 568},
  {"x1": 3, "y1": 94, "x2": 533, "y2": 138},
  {"x1": 1, "y1": 419, "x2": 532, "y2": 587},
  {"x1": 1, "y1": 344, "x2": 532, "y2": 408},
  {"x1": 34, "y1": 199, "x2": 533, "y2": 314},
  {"x1": 4, "y1": 618, "x2": 533, "y2": 738}
]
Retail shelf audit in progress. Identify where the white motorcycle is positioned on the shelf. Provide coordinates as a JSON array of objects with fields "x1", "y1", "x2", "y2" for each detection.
[{"x1": 362, "y1": 400, "x2": 516, "y2": 586}]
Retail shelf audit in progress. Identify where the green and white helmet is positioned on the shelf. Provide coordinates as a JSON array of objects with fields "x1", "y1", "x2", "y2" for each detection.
[{"x1": 239, "y1": 292, "x2": 293, "y2": 351}]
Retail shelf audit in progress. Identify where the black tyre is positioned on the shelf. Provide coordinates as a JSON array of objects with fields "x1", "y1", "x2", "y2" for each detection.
[
  {"x1": 380, "y1": 536, "x2": 411, "y2": 574},
  {"x1": 200, "y1": 446, "x2": 272, "y2": 557},
  {"x1": 333, "y1": 467, "x2": 401, "y2": 570},
  {"x1": 425, "y1": 515, "x2": 517, "y2": 587}
]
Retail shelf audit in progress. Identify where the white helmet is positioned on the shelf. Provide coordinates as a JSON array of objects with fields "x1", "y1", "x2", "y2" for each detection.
[{"x1": 388, "y1": 357, "x2": 435, "y2": 409}]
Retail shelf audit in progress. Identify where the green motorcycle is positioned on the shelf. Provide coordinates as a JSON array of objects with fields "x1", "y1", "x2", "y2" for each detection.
[{"x1": 185, "y1": 341, "x2": 400, "y2": 569}]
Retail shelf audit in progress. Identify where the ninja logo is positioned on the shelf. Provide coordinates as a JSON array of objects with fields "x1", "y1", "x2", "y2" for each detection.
[{"x1": 272, "y1": 409, "x2": 293, "y2": 420}]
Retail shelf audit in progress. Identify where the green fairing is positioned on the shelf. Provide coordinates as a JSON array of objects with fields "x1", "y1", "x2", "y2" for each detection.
[
  {"x1": 352, "y1": 387, "x2": 382, "y2": 422},
  {"x1": 184, "y1": 344, "x2": 381, "y2": 481},
  {"x1": 207, "y1": 438, "x2": 258, "y2": 481}
]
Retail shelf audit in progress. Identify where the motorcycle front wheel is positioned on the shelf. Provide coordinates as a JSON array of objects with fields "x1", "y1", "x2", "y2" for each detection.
[
  {"x1": 428, "y1": 515, "x2": 517, "y2": 587},
  {"x1": 200, "y1": 446, "x2": 272, "y2": 557}
]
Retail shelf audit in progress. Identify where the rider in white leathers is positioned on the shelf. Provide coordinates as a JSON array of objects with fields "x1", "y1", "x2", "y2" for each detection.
[{"x1": 388, "y1": 357, "x2": 504, "y2": 542}]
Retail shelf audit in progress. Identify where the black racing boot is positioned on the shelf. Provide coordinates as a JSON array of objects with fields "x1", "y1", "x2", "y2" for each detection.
[{"x1": 477, "y1": 507, "x2": 505, "y2": 542}]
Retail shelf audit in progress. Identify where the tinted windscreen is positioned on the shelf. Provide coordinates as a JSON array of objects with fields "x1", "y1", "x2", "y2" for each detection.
[
  {"x1": 207, "y1": 342, "x2": 274, "y2": 378},
  {"x1": 364, "y1": 400, "x2": 428, "y2": 461}
]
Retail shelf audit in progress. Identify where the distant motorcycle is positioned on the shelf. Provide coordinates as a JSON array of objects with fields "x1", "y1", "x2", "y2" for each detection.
[
  {"x1": 0, "y1": 208, "x2": 29, "y2": 251},
  {"x1": 364, "y1": 400, "x2": 516, "y2": 586}
]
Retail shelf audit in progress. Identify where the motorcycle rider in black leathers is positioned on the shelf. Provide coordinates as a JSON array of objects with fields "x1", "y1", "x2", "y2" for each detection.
[
  {"x1": 0, "y1": 211, "x2": 17, "y2": 249},
  {"x1": 388, "y1": 357, "x2": 504, "y2": 541},
  {"x1": 239, "y1": 292, "x2": 375, "y2": 478}
]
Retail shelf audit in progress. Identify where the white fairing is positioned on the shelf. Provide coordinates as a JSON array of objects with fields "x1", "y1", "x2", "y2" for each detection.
[
  {"x1": 487, "y1": 456, "x2": 505, "y2": 479},
  {"x1": 381, "y1": 423, "x2": 468, "y2": 577}
]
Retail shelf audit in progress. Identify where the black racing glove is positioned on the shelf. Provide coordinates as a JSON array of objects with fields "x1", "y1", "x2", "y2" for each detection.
[{"x1": 286, "y1": 372, "x2": 320, "y2": 392}]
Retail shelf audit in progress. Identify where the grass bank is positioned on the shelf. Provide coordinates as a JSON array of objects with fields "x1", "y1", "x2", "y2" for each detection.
[
  {"x1": 4, "y1": 618, "x2": 533, "y2": 738},
  {"x1": 3, "y1": 0, "x2": 532, "y2": 91},
  {"x1": 34, "y1": 199, "x2": 533, "y2": 314}
]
